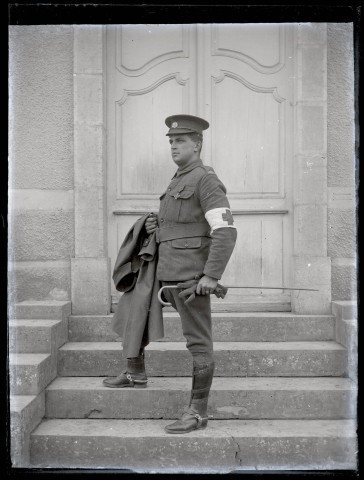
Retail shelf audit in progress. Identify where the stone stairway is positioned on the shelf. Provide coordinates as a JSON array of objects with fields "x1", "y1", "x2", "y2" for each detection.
[
  {"x1": 26, "y1": 309, "x2": 357, "y2": 473},
  {"x1": 9, "y1": 301, "x2": 71, "y2": 466}
]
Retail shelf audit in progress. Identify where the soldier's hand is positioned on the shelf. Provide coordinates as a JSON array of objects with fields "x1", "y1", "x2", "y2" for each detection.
[
  {"x1": 145, "y1": 213, "x2": 158, "y2": 234},
  {"x1": 196, "y1": 275, "x2": 218, "y2": 296}
]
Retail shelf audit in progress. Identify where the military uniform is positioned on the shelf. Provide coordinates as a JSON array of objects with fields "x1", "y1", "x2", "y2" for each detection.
[
  {"x1": 158, "y1": 114, "x2": 237, "y2": 434},
  {"x1": 157, "y1": 159, "x2": 236, "y2": 281}
]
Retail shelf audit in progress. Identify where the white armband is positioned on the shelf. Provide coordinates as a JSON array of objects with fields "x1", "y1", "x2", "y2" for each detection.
[{"x1": 205, "y1": 208, "x2": 236, "y2": 232}]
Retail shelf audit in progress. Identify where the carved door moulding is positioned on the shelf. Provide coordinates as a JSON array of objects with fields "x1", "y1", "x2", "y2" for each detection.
[
  {"x1": 211, "y1": 24, "x2": 286, "y2": 74},
  {"x1": 115, "y1": 25, "x2": 189, "y2": 77},
  {"x1": 115, "y1": 72, "x2": 189, "y2": 105},
  {"x1": 212, "y1": 70, "x2": 286, "y2": 103}
]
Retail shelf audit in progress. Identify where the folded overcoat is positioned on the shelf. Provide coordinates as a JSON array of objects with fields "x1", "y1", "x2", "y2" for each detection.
[{"x1": 112, "y1": 214, "x2": 164, "y2": 358}]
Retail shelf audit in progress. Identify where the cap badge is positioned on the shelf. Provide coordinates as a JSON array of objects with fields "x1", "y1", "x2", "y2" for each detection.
[{"x1": 171, "y1": 122, "x2": 178, "y2": 128}]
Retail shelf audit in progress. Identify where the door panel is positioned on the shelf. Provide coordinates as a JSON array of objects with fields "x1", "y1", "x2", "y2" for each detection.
[
  {"x1": 220, "y1": 215, "x2": 285, "y2": 299},
  {"x1": 116, "y1": 76, "x2": 188, "y2": 195},
  {"x1": 211, "y1": 74, "x2": 283, "y2": 195},
  {"x1": 116, "y1": 24, "x2": 189, "y2": 76},
  {"x1": 212, "y1": 24, "x2": 284, "y2": 72},
  {"x1": 107, "y1": 24, "x2": 293, "y2": 310}
]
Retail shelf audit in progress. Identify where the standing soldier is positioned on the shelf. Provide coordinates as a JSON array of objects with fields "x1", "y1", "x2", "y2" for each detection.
[
  {"x1": 104, "y1": 114, "x2": 237, "y2": 434},
  {"x1": 145, "y1": 114, "x2": 237, "y2": 433}
]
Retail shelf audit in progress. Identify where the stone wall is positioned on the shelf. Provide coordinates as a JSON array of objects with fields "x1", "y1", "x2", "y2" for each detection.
[
  {"x1": 9, "y1": 26, "x2": 74, "y2": 303},
  {"x1": 327, "y1": 24, "x2": 357, "y2": 301}
]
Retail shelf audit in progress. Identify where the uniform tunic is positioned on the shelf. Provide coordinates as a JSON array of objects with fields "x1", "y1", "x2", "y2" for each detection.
[{"x1": 156, "y1": 159, "x2": 237, "y2": 282}]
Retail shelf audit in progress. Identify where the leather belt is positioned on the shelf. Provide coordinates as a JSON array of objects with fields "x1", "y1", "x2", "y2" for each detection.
[{"x1": 156, "y1": 222, "x2": 211, "y2": 243}]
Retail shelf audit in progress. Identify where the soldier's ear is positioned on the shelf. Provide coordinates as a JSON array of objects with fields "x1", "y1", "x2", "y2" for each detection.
[{"x1": 194, "y1": 140, "x2": 202, "y2": 151}]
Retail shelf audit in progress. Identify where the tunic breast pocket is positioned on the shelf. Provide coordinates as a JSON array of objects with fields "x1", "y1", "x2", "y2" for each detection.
[{"x1": 167, "y1": 185, "x2": 196, "y2": 222}]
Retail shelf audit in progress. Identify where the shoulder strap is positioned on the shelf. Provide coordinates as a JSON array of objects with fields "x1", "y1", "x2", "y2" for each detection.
[
  {"x1": 171, "y1": 165, "x2": 216, "y2": 192},
  {"x1": 202, "y1": 165, "x2": 216, "y2": 175},
  {"x1": 174, "y1": 166, "x2": 208, "y2": 189}
]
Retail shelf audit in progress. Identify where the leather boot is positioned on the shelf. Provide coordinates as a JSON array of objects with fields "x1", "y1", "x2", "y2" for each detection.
[
  {"x1": 103, "y1": 349, "x2": 147, "y2": 388},
  {"x1": 165, "y1": 361, "x2": 215, "y2": 434}
]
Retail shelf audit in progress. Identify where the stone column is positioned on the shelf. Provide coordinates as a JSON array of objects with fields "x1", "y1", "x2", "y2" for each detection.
[
  {"x1": 291, "y1": 24, "x2": 331, "y2": 314},
  {"x1": 71, "y1": 26, "x2": 110, "y2": 314},
  {"x1": 327, "y1": 24, "x2": 356, "y2": 302}
]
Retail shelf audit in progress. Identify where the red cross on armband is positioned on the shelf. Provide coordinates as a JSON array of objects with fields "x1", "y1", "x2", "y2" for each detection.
[
  {"x1": 205, "y1": 207, "x2": 236, "y2": 231},
  {"x1": 222, "y1": 209, "x2": 234, "y2": 225}
]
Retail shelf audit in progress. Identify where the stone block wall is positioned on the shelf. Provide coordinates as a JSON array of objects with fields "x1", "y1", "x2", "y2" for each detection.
[
  {"x1": 71, "y1": 26, "x2": 110, "y2": 315},
  {"x1": 327, "y1": 24, "x2": 357, "y2": 302},
  {"x1": 8, "y1": 26, "x2": 75, "y2": 303},
  {"x1": 291, "y1": 23, "x2": 331, "y2": 314}
]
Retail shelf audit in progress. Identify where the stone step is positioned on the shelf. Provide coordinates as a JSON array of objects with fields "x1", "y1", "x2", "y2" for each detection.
[
  {"x1": 9, "y1": 353, "x2": 56, "y2": 395},
  {"x1": 333, "y1": 301, "x2": 358, "y2": 381},
  {"x1": 30, "y1": 418, "x2": 357, "y2": 471},
  {"x1": 8, "y1": 319, "x2": 68, "y2": 354},
  {"x1": 57, "y1": 341, "x2": 347, "y2": 377},
  {"x1": 332, "y1": 300, "x2": 357, "y2": 321},
  {"x1": 11, "y1": 300, "x2": 71, "y2": 320},
  {"x1": 45, "y1": 376, "x2": 356, "y2": 420},
  {"x1": 112, "y1": 298, "x2": 292, "y2": 314},
  {"x1": 69, "y1": 313, "x2": 335, "y2": 342},
  {"x1": 10, "y1": 394, "x2": 45, "y2": 467}
]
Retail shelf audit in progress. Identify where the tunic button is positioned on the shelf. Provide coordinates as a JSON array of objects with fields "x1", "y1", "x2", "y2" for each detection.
[
  {"x1": 168, "y1": 188, "x2": 171, "y2": 191},
  {"x1": 185, "y1": 243, "x2": 189, "y2": 247},
  {"x1": 160, "y1": 218, "x2": 164, "y2": 223}
]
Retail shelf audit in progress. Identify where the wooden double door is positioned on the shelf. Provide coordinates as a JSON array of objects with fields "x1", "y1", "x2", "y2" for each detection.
[{"x1": 107, "y1": 24, "x2": 294, "y2": 310}]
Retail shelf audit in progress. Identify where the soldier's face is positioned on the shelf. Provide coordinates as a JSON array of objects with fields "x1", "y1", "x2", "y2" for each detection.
[{"x1": 168, "y1": 135, "x2": 198, "y2": 167}]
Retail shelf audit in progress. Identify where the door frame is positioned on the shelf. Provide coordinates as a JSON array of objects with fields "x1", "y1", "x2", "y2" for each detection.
[{"x1": 71, "y1": 23, "x2": 331, "y2": 315}]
